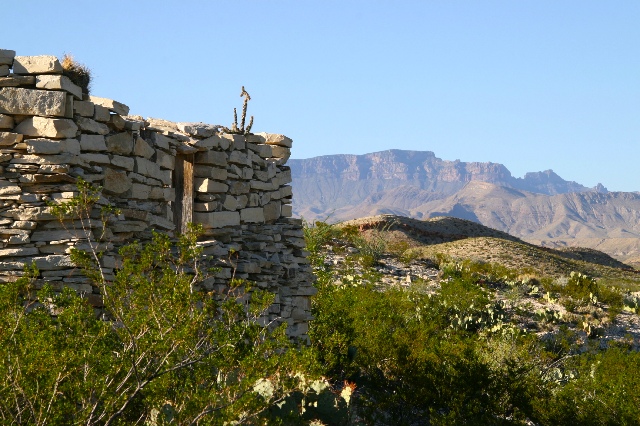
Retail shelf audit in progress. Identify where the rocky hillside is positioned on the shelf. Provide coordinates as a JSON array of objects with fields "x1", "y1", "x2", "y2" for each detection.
[{"x1": 290, "y1": 150, "x2": 640, "y2": 263}]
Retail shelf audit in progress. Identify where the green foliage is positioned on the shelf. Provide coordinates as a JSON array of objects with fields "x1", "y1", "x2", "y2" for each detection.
[
  {"x1": 535, "y1": 347, "x2": 640, "y2": 425},
  {"x1": 0, "y1": 181, "x2": 316, "y2": 424}
]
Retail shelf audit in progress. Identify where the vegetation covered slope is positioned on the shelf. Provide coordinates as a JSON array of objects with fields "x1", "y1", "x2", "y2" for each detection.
[{"x1": 306, "y1": 214, "x2": 640, "y2": 425}]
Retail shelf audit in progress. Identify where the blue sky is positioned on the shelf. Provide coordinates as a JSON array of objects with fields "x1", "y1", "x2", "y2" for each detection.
[{"x1": 4, "y1": 1, "x2": 639, "y2": 191}]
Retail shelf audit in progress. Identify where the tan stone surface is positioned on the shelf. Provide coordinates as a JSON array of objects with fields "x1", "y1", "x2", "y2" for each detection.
[
  {"x1": 103, "y1": 168, "x2": 132, "y2": 194},
  {"x1": 106, "y1": 132, "x2": 133, "y2": 155},
  {"x1": 0, "y1": 114, "x2": 13, "y2": 130},
  {"x1": 88, "y1": 95, "x2": 129, "y2": 116},
  {"x1": 0, "y1": 87, "x2": 67, "y2": 117},
  {"x1": 13, "y1": 55, "x2": 63, "y2": 75},
  {"x1": 0, "y1": 132, "x2": 23, "y2": 146},
  {"x1": 14, "y1": 116, "x2": 78, "y2": 139},
  {"x1": 35, "y1": 75, "x2": 82, "y2": 99}
]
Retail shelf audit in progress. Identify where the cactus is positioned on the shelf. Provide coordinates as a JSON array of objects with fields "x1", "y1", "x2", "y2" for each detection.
[{"x1": 224, "y1": 86, "x2": 254, "y2": 135}]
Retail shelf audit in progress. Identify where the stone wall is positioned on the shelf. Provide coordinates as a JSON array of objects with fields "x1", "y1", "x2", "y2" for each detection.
[{"x1": 0, "y1": 50, "x2": 314, "y2": 340}]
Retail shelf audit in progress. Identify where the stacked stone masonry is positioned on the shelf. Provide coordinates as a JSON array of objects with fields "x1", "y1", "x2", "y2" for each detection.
[{"x1": 0, "y1": 50, "x2": 315, "y2": 340}]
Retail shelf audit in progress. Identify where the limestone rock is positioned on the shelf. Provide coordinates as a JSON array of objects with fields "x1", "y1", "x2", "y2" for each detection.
[
  {"x1": 0, "y1": 132, "x2": 23, "y2": 146},
  {"x1": 256, "y1": 132, "x2": 293, "y2": 148},
  {"x1": 79, "y1": 134, "x2": 107, "y2": 151},
  {"x1": 25, "y1": 138, "x2": 80, "y2": 155},
  {"x1": 0, "y1": 66, "x2": 8, "y2": 77},
  {"x1": 133, "y1": 137, "x2": 155, "y2": 159},
  {"x1": 241, "y1": 207, "x2": 265, "y2": 223},
  {"x1": 111, "y1": 155, "x2": 135, "y2": 171},
  {"x1": 73, "y1": 100, "x2": 94, "y2": 117},
  {"x1": 176, "y1": 122, "x2": 217, "y2": 138},
  {"x1": 13, "y1": 55, "x2": 63, "y2": 75},
  {"x1": 130, "y1": 183, "x2": 151, "y2": 199},
  {"x1": 0, "y1": 87, "x2": 67, "y2": 117},
  {"x1": 194, "y1": 150, "x2": 227, "y2": 167},
  {"x1": 0, "y1": 114, "x2": 13, "y2": 129},
  {"x1": 264, "y1": 202, "x2": 282, "y2": 222},
  {"x1": 36, "y1": 75, "x2": 82, "y2": 99},
  {"x1": 75, "y1": 116, "x2": 109, "y2": 135},
  {"x1": 0, "y1": 75, "x2": 35, "y2": 87},
  {"x1": 103, "y1": 168, "x2": 132, "y2": 194},
  {"x1": 193, "y1": 211, "x2": 240, "y2": 228},
  {"x1": 14, "y1": 117, "x2": 78, "y2": 139},
  {"x1": 0, "y1": 49, "x2": 15, "y2": 66},
  {"x1": 156, "y1": 150, "x2": 175, "y2": 170},
  {"x1": 88, "y1": 95, "x2": 130, "y2": 116},
  {"x1": 93, "y1": 105, "x2": 111, "y2": 122},
  {"x1": 106, "y1": 132, "x2": 133, "y2": 155}
]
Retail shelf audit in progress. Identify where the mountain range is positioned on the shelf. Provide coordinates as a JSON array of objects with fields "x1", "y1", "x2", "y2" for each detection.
[{"x1": 289, "y1": 150, "x2": 640, "y2": 265}]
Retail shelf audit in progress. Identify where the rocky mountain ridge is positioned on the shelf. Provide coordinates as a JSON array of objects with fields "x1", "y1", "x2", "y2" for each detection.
[{"x1": 290, "y1": 150, "x2": 639, "y2": 264}]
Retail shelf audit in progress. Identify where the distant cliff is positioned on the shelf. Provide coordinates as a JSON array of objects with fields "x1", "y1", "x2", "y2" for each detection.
[
  {"x1": 289, "y1": 150, "x2": 640, "y2": 263},
  {"x1": 290, "y1": 149, "x2": 594, "y2": 219}
]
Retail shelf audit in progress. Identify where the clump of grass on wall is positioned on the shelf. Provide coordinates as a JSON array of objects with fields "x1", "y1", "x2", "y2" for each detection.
[{"x1": 61, "y1": 53, "x2": 91, "y2": 95}]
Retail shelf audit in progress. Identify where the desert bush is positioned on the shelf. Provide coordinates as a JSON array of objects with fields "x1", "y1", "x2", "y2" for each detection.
[{"x1": 61, "y1": 53, "x2": 92, "y2": 94}]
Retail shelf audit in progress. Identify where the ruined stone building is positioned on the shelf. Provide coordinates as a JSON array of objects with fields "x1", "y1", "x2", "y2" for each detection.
[{"x1": 0, "y1": 50, "x2": 314, "y2": 340}]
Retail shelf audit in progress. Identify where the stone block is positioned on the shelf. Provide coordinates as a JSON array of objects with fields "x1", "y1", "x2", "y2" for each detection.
[
  {"x1": 149, "y1": 187, "x2": 165, "y2": 199},
  {"x1": 164, "y1": 188, "x2": 175, "y2": 202},
  {"x1": 0, "y1": 247, "x2": 39, "y2": 257},
  {"x1": 109, "y1": 114, "x2": 125, "y2": 130},
  {"x1": 106, "y1": 132, "x2": 133, "y2": 155},
  {"x1": 147, "y1": 132, "x2": 171, "y2": 150},
  {"x1": 195, "y1": 178, "x2": 229, "y2": 193},
  {"x1": 80, "y1": 153, "x2": 110, "y2": 164},
  {"x1": 256, "y1": 132, "x2": 293, "y2": 148},
  {"x1": 193, "y1": 134, "x2": 230, "y2": 150},
  {"x1": 111, "y1": 155, "x2": 135, "y2": 171},
  {"x1": 0, "y1": 114, "x2": 13, "y2": 129},
  {"x1": 156, "y1": 150, "x2": 175, "y2": 170},
  {"x1": 133, "y1": 137, "x2": 155, "y2": 159},
  {"x1": 73, "y1": 100, "x2": 94, "y2": 117},
  {"x1": 135, "y1": 157, "x2": 165, "y2": 181},
  {"x1": 280, "y1": 186, "x2": 293, "y2": 198},
  {"x1": 76, "y1": 116, "x2": 109, "y2": 135},
  {"x1": 228, "y1": 150, "x2": 251, "y2": 166},
  {"x1": 0, "y1": 75, "x2": 35, "y2": 87},
  {"x1": 88, "y1": 95, "x2": 129, "y2": 116},
  {"x1": 93, "y1": 104, "x2": 111, "y2": 122},
  {"x1": 130, "y1": 183, "x2": 151, "y2": 199},
  {"x1": 35, "y1": 75, "x2": 82, "y2": 99},
  {"x1": 194, "y1": 150, "x2": 227, "y2": 167},
  {"x1": 240, "y1": 207, "x2": 265, "y2": 223},
  {"x1": 176, "y1": 122, "x2": 217, "y2": 138},
  {"x1": 103, "y1": 168, "x2": 132, "y2": 194},
  {"x1": 0, "y1": 66, "x2": 8, "y2": 77},
  {"x1": 222, "y1": 195, "x2": 237, "y2": 211},
  {"x1": 31, "y1": 229, "x2": 91, "y2": 242},
  {"x1": 282, "y1": 204, "x2": 292, "y2": 217},
  {"x1": 112, "y1": 221, "x2": 147, "y2": 233},
  {"x1": 25, "y1": 138, "x2": 80, "y2": 155},
  {"x1": 0, "y1": 87, "x2": 67, "y2": 117},
  {"x1": 0, "y1": 49, "x2": 15, "y2": 66},
  {"x1": 264, "y1": 201, "x2": 282, "y2": 222},
  {"x1": 13, "y1": 55, "x2": 63, "y2": 75},
  {"x1": 14, "y1": 117, "x2": 78, "y2": 139},
  {"x1": 79, "y1": 134, "x2": 106, "y2": 151},
  {"x1": 271, "y1": 146, "x2": 291, "y2": 160},
  {"x1": 0, "y1": 132, "x2": 23, "y2": 146},
  {"x1": 193, "y1": 211, "x2": 240, "y2": 228},
  {"x1": 0, "y1": 181, "x2": 21, "y2": 195}
]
